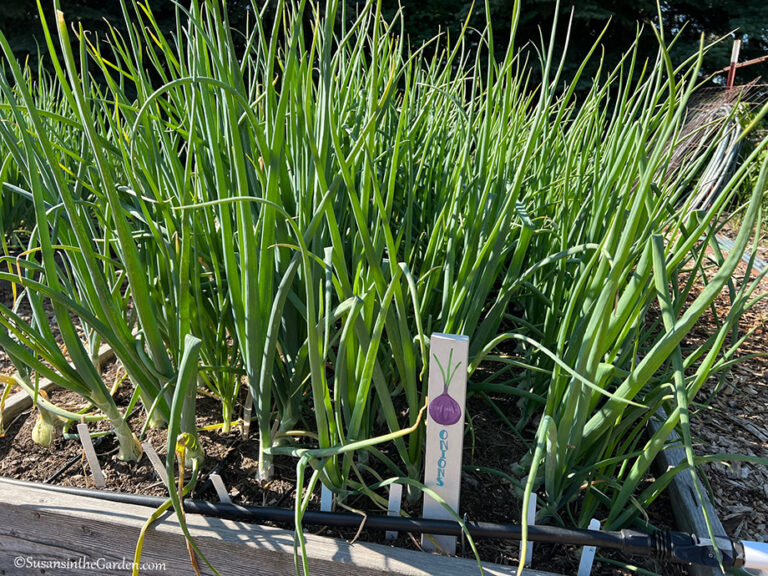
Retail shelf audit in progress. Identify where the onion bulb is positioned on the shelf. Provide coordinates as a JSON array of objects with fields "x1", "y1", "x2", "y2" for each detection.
[{"x1": 31, "y1": 391, "x2": 63, "y2": 447}]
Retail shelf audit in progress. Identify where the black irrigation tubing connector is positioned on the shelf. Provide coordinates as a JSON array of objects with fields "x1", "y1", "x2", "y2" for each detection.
[{"x1": 2, "y1": 477, "x2": 759, "y2": 570}]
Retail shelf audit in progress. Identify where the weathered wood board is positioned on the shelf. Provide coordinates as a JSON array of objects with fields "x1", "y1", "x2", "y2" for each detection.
[
  {"x1": 0, "y1": 478, "x2": 562, "y2": 576},
  {"x1": 651, "y1": 411, "x2": 730, "y2": 576}
]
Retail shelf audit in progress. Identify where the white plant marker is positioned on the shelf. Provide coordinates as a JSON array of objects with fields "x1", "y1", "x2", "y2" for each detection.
[
  {"x1": 77, "y1": 423, "x2": 105, "y2": 488},
  {"x1": 210, "y1": 473, "x2": 232, "y2": 504},
  {"x1": 242, "y1": 388, "x2": 253, "y2": 438},
  {"x1": 524, "y1": 492, "x2": 537, "y2": 567},
  {"x1": 141, "y1": 441, "x2": 169, "y2": 486},
  {"x1": 385, "y1": 483, "x2": 403, "y2": 540},
  {"x1": 421, "y1": 333, "x2": 469, "y2": 555},
  {"x1": 320, "y1": 483, "x2": 334, "y2": 512},
  {"x1": 577, "y1": 518, "x2": 601, "y2": 576}
]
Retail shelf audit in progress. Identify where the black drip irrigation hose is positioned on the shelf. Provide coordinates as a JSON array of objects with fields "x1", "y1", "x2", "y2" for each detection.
[{"x1": 0, "y1": 477, "x2": 750, "y2": 570}]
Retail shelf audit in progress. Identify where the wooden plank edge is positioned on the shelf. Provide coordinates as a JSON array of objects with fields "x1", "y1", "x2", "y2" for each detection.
[
  {"x1": 650, "y1": 410, "x2": 729, "y2": 576},
  {"x1": 0, "y1": 343, "x2": 116, "y2": 425},
  {"x1": 0, "y1": 478, "x2": 563, "y2": 576}
]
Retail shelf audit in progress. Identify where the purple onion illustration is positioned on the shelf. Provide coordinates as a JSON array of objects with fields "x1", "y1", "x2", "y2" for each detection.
[{"x1": 429, "y1": 349, "x2": 463, "y2": 426}]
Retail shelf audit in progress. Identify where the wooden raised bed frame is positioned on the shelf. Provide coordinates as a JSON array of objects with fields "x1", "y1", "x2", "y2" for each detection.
[{"x1": 0, "y1": 478, "x2": 562, "y2": 576}]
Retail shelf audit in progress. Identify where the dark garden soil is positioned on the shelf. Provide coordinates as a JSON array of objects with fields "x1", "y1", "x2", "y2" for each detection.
[
  {"x1": 2, "y1": 226, "x2": 767, "y2": 575},
  {"x1": 0, "y1": 379, "x2": 683, "y2": 576}
]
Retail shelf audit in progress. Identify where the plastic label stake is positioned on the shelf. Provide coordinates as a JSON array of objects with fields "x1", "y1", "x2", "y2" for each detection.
[
  {"x1": 421, "y1": 333, "x2": 469, "y2": 555},
  {"x1": 210, "y1": 473, "x2": 232, "y2": 504},
  {"x1": 141, "y1": 441, "x2": 169, "y2": 486},
  {"x1": 525, "y1": 493, "x2": 537, "y2": 566},
  {"x1": 77, "y1": 423, "x2": 105, "y2": 488},
  {"x1": 577, "y1": 518, "x2": 601, "y2": 576},
  {"x1": 320, "y1": 483, "x2": 334, "y2": 512},
  {"x1": 386, "y1": 483, "x2": 403, "y2": 540}
]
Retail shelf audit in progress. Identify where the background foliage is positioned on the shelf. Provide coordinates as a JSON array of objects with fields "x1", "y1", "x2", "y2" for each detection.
[
  {"x1": 374, "y1": 0, "x2": 768, "y2": 82},
  {"x1": 3, "y1": 0, "x2": 767, "y2": 84}
]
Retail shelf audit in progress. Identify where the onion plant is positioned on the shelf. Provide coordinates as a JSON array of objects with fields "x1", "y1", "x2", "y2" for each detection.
[
  {"x1": 499, "y1": 28, "x2": 768, "y2": 530},
  {"x1": 0, "y1": 2, "x2": 207, "y2": 459},
  {"x1": 0, "y1": 60, "x2": 48, "y2": 252}
]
